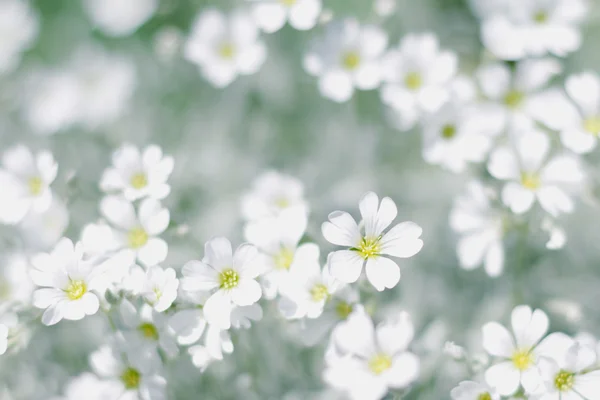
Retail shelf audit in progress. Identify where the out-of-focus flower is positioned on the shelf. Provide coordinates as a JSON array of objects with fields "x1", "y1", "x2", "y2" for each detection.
[
  {"x1": 0, "y1": 254, "x2": 35, "y2": 306},
  {"x1": 0, "y1": 145, "x2": 57, "y2": 225},
  {"x1": 248, "y1": 0, "x2": 322, "y2": 33},
  {"x1": 450, "y1": 181, "x2": 505, "y2": 277},
  {"x1": 83, "y1": 0, "x2": 158, "y2": 37},
  {"x1": 488, "y1": 130, "x2": 584, "y2": 216},
  {"x1": 19, "y1": 197, "x2": 69, "y2": 250},
  {"x1": 0, "y1": 323, "x2": 7, "y2": 355},
  {"x1": 187, "y1": 326, "x2": 234, "y2": 371},
  {"x1": 304, "y1": 19, "x2": 388, "y2": 102},
  {"x1": 184, "y1": 9, "x2": 267, "y2": 88},
  {"x1": 52, "y1": 373, "x2": 119, "y2": 400},
  {"x1": 540, "y1": 217, "x2": 566, "y2": 250},
  {"x1": 322, "y1": 191, "x2": 423, "y2": 291},
  {"x1": 0, "y1": 0, "x2": 38, "y2": 74},
  {"x1": 140, "y1": 267, "x2": 179, "y2": 312},
  {"x1": 380, "y1": 33, "x2": 457, "y2": 130}
]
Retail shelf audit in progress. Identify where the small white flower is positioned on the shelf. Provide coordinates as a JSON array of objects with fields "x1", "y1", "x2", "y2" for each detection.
[
  {"x1": 451, "y1": 381, "x2": 499, "y2": 400},
  {"x1": 0, "y1": 145, "x2": 57, "y2": 225},
  {"x1": 140, "y1": 266, "x2": 179, "y2": 312},
  {"x1": 482, "y1": 305, "x2": 574, "y2": 396},
  {"x1": 100, "y1": 144, "x2": 174, "y2": 201},
  {"x1": 303, "y1": 19, "x2": 388, "y2": 103},
  {"x1": 83, "y1": 0, "x2": 158, "y2": 36},
  {"x1": 241, "y1": 170, "x2": 308, "y2": 221},
  {"x1": 181, "y1": 237, "x2": 262, "y2": 329},
  {"x1": 0, "y1": 0, "x2": 38, "y2": 74},
  {"x1": 19, "y1": 196, "x2": 69, "y2": 250},
  {"x1": 322, "y1": 191, "x2": 423, "y2": 291},
  {"x1": 450, "y1": 181, "x2": 505, "y2": 277},
  {"x1": 184, "y1": 9, "x2": 266, "y2": 88},
  {"x1": 380, "y1": 33, "x2": 457, "y2": 130},
  {"x1": 30, "y1": 238, "x2": 108, "y2": 326},
  {"x1": 325, "y1": 308, "x2": 420, "y2": 400},
  {"x1": 248, "y1": 0, "x2": 322, "y2": 33},
  {"x1": 0, "y1": 323, "x2": 7, "y2": 355},
  {"x1": 487, "y1": 130, "x2": 585, "y2": 216}
]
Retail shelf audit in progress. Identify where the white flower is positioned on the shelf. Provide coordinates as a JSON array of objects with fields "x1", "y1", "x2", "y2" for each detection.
[
  {"x1": 140, "y1": 266, "x2": 179, "y2": 312},
  {"x1": 451, "y1": 381, "x2": 500, "y2": 400},
  {"x1": 449, "y1": 181, "x2": 505, "y2": 277},
  {"x1": 0, "y1": 254, "x2": 36, "y2": 305},
  {"x1": 19, "y1": 196, "x2": 69, "y2": 250},
  {"x1": 248, "y1": 0, "x2": 322, "y2": 33},
  {"x1": 0, "y1": 0, "x2": 38, "y2": 74},
  {"x1": 184, "y1": 9, "x2": 266, "y2": 88},
  {"x1": 30, "y1": 238, "x2": 108, "y2": 326},
  {"x1": 303, "y1": 19, "x2": 388, "y2": 102},
  {"x1": 244, "y1": 207, "x2": 319, "y2": 298},
  {"x1": 0, "y1": 323, "x2": 7, "y2": 355},
  {"x1": 187, "y1": 326, "x2": 234, "y2": 371},
  {"x1": 181, "y1": 237, "x2": 262, "y2": 329},
  {"x1": 322, "y1": 192, "x2": 423, "y2": 291},
  {"x1": 83, "y1": 0, "x2": 158, "y2": 36},
  {"x1": 559, "y1": 72, "x2": 600, "y2": 154},
  {"x1": 380, "y1": 33, "x2": 457, "y2": 130},
  {"x1": 55, "y1": 373, "x2": 120, "y2": 400},
  {"x1": 241, "y1": 170, "x2": 308, "y2": 221},
  {"x1": 482, "y1": 305, "x2": 574, "y2": 396},
  {"x1": 325, "y1": 308, "x2": 420, "y2": 400},
  {"x1": 481, "y1": 0, "x2": 587, "y2": 60},
  {"x1": 487, "y1": 130, "x2": 585, "y2": 216},
  {"x1": 0, "y1": 145, "x2": 57, "y2": 225},
  {"x1": 100, "y1": 144, "x2": 174, "y2": 201}
]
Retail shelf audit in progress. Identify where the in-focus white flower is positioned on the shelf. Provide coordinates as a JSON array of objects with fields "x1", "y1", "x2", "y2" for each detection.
[
  {"x1": 451, "y1": 381, "x2": 499, "y2": 400},
  {"x1": 481, "y1": 0, "x2": 587, "y2": 60},
  {"x1": 140, "y1": 266, "x2": 178, "y2": 312},
  {"x1": 244, "y1": 207, "x2": 319, "y2": 298},
  {"x1": 450, "y1": 181, "x2": 505, "y2": 277},
  {"x1": 30, "y1": 238, "x2": 110, "y2": 326},
  {"x1": 487, "y1": 130, "x2": 584, "y2": 216},
  {"x1": 247, "y1": 0, "x2": 322, "y2": 33},
  {"x1": 380, "y1": 33, "x2": 457, "y2": 130},
  {"x1": 0, "y1": 145, "x2": 57, "y2": 225},
  {"x1": 482, "y1": 305, "x2": 573, "y2": 396},
  {"x1": 184, "y1": 9, "x2": 266, "y2": 87},
  {"x1": 322, "y1": 192, "x2": 423, "y2": 291},
  {"x1": 241, "y1": 171, "x2": 308, "y2": 221},
  {"x1": 0, "y1": 323, "x2": 7, "y2": 355},
  {"x1": 83, "y1": 0, "x2": 158, "y2": 36},
  {"x1": 0, "y1": 0, "x2": 38, "y2": 74},
  {"x1": 303, "y1": 19, "x2": 388, "y2": 102},
  {"x1": 325, "y1": 308, "x2": 419, "y2": 400},
  {"x1": 100, "y1": 144, "x2": 174, "y2": 201},
  {"x1": 181, "y1": 237, "x2": 262, "y2": 329}
]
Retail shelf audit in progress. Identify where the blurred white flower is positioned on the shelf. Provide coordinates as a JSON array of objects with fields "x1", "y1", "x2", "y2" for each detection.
[
  {"x1": 140, "y1": 266, "x2": 179, "y2": 312},
  {"x1": 487, "y1": 130, "x2": 585, "y2": 216},
  {"x1": 540, "y1": 217, "x2": 566, "y2": 250},
  {"x1": 19, "y1": 196, "x2": 69, "y2": 250},
  {"x1": 450, "y1": 181, "x2": 505, "y2": 277},
  {"x1": 325, "y1": 308, "x2": 419, "y2": 400},
  {"x1": 380, "y1": 33, "x2": 457, "y2": 130},
  {"x1": 0, "y1": 323, "x2": 7, "y2": 355},
  {"x1": 322, "y1": 191, "x2": 423, "y2": 291},
  {"x1": 481, "y1": 0, "x2": 587, "y2": 60},
  {"x1": 83, "y1": 0, "x2": 158, "y2": 37},
  {"x1": 0, "y1": 145, "x2": 57, "y2": 225},
  {"x1": 0, "y1": 254, "x2": 35, "y2": 305},
  {"x1": 100, "y1": 144, "x2": 174, "y2": 201},
  {"x1": 374, "y1": 0, "x2": 397, "y2": 17},
  {"x1": 482, "y1": 305, "x2": 573, "y2": 396},
  {"x1": 184, "y1": 9, "x2": 267, "y2": 88},
  {"x1": 0, "y1": 0, "x2": 38, "y2": 74},
  {"x1": 241, "y1": 170, "x2": 308, "y2": 221},
  {"x1": 304, "y1": 19, "x2": 388, "y2": 102},
  {"x1": 450, "y1": 381, "x2": 499, "y2": 400},
  {"x1": 248, "y1": 0, "x2": 322, "y2": 33},
  {"x1": 187, "y1": 325, "x2": 234, "y2": 371},
  {"x1": 53, "y1": 373, "x2": 119, "y2": 400},
  {"x1": 181, "y1": 237, "x2": 262, "y2": 329}
]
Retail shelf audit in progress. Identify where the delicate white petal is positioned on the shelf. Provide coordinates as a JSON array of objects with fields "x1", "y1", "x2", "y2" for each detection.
[
  {"x1": 482, "y1": 322, "x2": 515, "y2": 358},
  {"x1": 328, "y1": 250, "x2": 364, "y2": 283},
  {"x1": 365, "y1": 256, "x2": 400, "y2": 291},
  {"x1": 379, "y1": 222, "x2": 423, "y2": 258}
]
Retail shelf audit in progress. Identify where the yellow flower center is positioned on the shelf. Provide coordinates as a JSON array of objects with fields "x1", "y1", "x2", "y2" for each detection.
[
  {"x1": 273, "y1": 248, "x2": 295, "y2": 270},
  {"x1": 310, "y1": 283, "x2": 329, "y2": 302},
  {"x1": 441, "y1": 124, "x2": 456, "y2": 139},
  {"x1": 520, "y1": 172, "x2": 540, "y2": 190},
  {"x1": 138, "y1": 323, "x2": 159, "y2": 340},
  {"x1": 153, "y1": 287, "x2": 162, "y2": 300},
  {"x1": 274, "y1": 197, "x2": 290, "y2": 208},
  {"x1": 280, "y1": 0, "x2": 297, "y2": 5},
  {"x1": 534, "y1": 11, "x2": 548, "y2": 24},
  {"x1": 404, "y1": 72, "x2": 422, "y2": 91},
  {"x1": 368, "y1": 353, "x2": 392, "y2": 375},
  {"x1": 512, "y1": 348, "x2": 534, "y2": 371},
  {"x1": 335, "y1": 301, "x2": 353, "y2": 319},
  {"x1": 554, "y1": 370, "x2": 575, "y2": 392},
  {"x1": 478, "y1": 393, "x2": 492, "y2": 400},
  {"x1": 65, "y1": 279, "x2": 87, "y2": 300},
  {"x1": 355, "y1": 236, "x2": 381, "y2": 259},
  {"x1": 28, "y1": 176, "x2": 43, "y2": 196},
  {"x1": 130, "y1": 172, "x2": 148, "y2": 189},
  {"x1": 121, "y1": 367, "x2": 141, "y2": 390},
  {"x1": 342, "y1": 51, "x2": 361, "y2": 70},
  {"x1": 583, "y1": 116, "x2": 600, "y2": 135},
  {"x1": 219, "y1": 269, "x2": 240, "y2": 290},
  {"x1": 128, "y1": 228, "x2": 149, "y2": 249},
  {"x1": 218, "y1": 42, "x2": 236, "y2": 59},
  {"x1": 504, "y1": 90, "x2": 524, "y2": 109}
]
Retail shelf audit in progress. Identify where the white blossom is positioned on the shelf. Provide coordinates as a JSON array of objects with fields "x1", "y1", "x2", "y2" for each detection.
[{"x1": 248, "y1": 0, "x2": 322, "y2": 33}]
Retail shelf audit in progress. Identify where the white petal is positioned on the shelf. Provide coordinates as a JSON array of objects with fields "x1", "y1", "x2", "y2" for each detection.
[
  {"x1": 100, "y1": 196, "x2": 137, "y2": 230},
  {"x1": 482, "y1": 322, "x2": 515, "y2": 358},
  {"x1": 384, "y1": 352, "x2": 420, "y2": 388},
  {"x1": 484, "y1": 240, "x2": 504, "y2": 277},
  {"x1": 203, "y1": 291, "x2": 232, "y2": 330},
  {"x1": 537, "y1": 186, "x2": 574, "y2": 217},
  {"x1": 288, "y1": 0, "x2": 321, "y2": 30},
  {"x1": 230, "y1": 279, "x2": 262, "y2": 306},
  {"x1": 487, "y1": 147, "x2": 520, "y2": 181},
  {"x1": 139, "y1": 199, "x2": 170, "y2": 235},
  {"x1": 517, "y1": 131, "x2": 550, "y2": 172},
  {"x1": 575, "y1": 371, "x2": 600, "y2": 400},
  {"x1": 484, "y1": 362, "x2": 520, "y2": 396},
  {"x1": 137, "y1": 238, "x2": 168, "y2": 267},
  {"x1": 233, "y1": 244, "x2": 260, "y2": 279},
  {"x1": 540, "y1": 155, "x2": 584, "y2": 185},
  {"x1": 236, "y1": 42, "x2": 267, "y2": 75},
  {"x1": 41, "y1": 302, "x2": 65, "y2": 326},
  {"x1": 333, "y1": 306, "x2": 376, "y2": 358},
  {"x1": 322, "y1": 211, "x2": 361, "y2": 247},
  {"x1": 252, "y1": 3, "x2": 286, "y2": 33},
  {"x1": 328, "y1": 250, "x2": 364, "y2": 283},
  {"x1": 204, "y1": 237, "x2": 233, "y2": 271},
  {"x1": 365, "y1": 256, "x2": 400, "y2": 291},
  {"x1": 376, "y1": 311, "x2": 414, "y2": 355},
  {"x1": 511, "y1": 305, "x2": 548, "y2": 349},
  {"x1": 379, "y1": 222, "x2": 423, "y2": 258},
  {"x1": 560, "y1": 129, "x2": 596, "y2": 154},
  {"x1": 566, "y1": 72, "x2": 600, "y2": 116},
  {"x1": 318, "y1": 70, "x2": 354, "y2": 103},
  {"x1": 361, "y1": 193, "x2": 397, "y2": 237},
  {"x1": 476, "y1": 63, "x2": 510, "y2": 100},
  {"x1": 181, "y1": 260, "x2": 219, "y2": 291},
  {"x1": 502, "y1": 182, "x2": 536, "y2": 214}
]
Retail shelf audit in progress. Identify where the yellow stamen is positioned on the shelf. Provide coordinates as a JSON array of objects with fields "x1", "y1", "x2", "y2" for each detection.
[
  {"x1": 520, "y1": 172, "x2": 540, "y2": 190},
  {"x1": 404, "y1": 72, "x2": 422, "y2": 91},
  {"x1": 138, "y1": 323, "x2": 159, "y2": 340},
  {"x1": 335, "y1": 301, "x2": 353, "y2": 319},
  {"x1": 65, "y1": 280, "x2": 87, "y2": 300},
  {"x1": 28, "y1": 176, "x2": 43, "y2": 196},
  {"x1": 274, "y1": 197, "x2": 290, "y2": 208},
  {"x1": 554, "y1": 370, "x2": 575, "y2": 391},
  {"x1": 121, "y1": 368, "x2": 141, "y2": 390},
  {"x1": 583, "y1": 116, "x2": 600, "y2": 135},
  {"x1": 342, "y1": 51, "x2": 361, "y2": 70},
  {"x1": 128, "y1": 227, "x2": 149, "y2": 249},
  {"x1": 504, "y1": 90, "x2": 524, "y2": 109},
  {"x1": 368, "y1": 353, "x2": 392, "y2": 375},
  {"x1": 280, "y1": 0, "x2": 297, "y2": 5},
  {"x1": 534, "y1": 11, "x2": 548, "y2": 24},
  {"x1": 478, "y1": 393, "x2": 492, "y2": 400},
  {"x1": 273, "y1": 248, "x2": 295, "y2": 270},
  {"x1": 512, "y1": 348, "x2": 534, "y2": 371},
  {"x1": 355, "y1": 236, "x2": 381, "y2": 259},
  {"x1": 441, "y1": 124, "x2": 456, "y2": 139},
  {"x1": 310, "y1": 283, "x2": 329, "y2": 302},
  {"x1": 130, "y1": 173, "x2": 148, "y2": 189},
  {"x1": 218, "y1": 42, "x2": 236, "y2": 59},
  {"x1": 219, "y1": 269, "x2": 240, "y2": 290}
]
